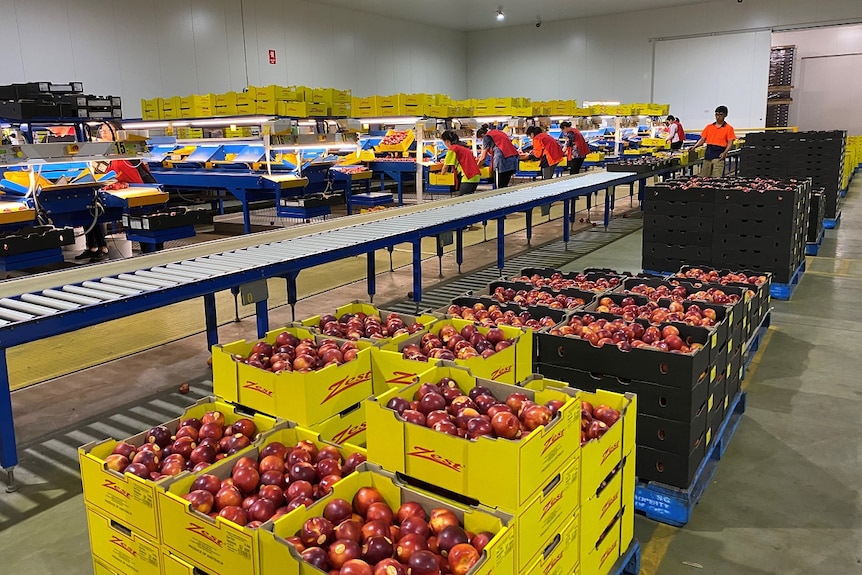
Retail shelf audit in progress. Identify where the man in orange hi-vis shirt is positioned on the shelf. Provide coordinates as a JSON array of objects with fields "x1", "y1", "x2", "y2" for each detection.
[{"x1": 690, "y1": 105, "x2": 736, "y2": 177}]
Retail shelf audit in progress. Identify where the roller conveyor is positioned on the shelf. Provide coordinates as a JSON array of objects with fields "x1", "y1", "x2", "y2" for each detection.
[{"x1": 0, "y1": 168, "x2": 659, "y2": 485}]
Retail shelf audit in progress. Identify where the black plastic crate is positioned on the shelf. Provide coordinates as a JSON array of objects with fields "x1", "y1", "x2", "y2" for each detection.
[
  {"x1": 637, "y1": 441, "x2": 706, "y2": 488},
  {"x1": 123, "y1": 208, "x2": 196, "y2": 231},
  {"x1": 0, "y1": 225, "x2": 75, "y2": 255},
  {"x1": 644, "y1": 213, "x2": 713, "y2": 233},
  {"x1": 0, "y1": 81, "x2": 83, "y2": 100},
  {"x1": 642, "y1": 243, "x2": 712, "y2": 266}
]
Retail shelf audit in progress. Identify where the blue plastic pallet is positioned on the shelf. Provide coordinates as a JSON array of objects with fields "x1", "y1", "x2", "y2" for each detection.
[
  {"x1": 823, "y1": 210, "x2": 841, "y2": 229},
  {"x1": 610, "y1": 540, "x2": 641, "y2": 575},
  {"x1": 634, "y1": 391, "x2": 747, "y2": 526},
  {"x1": 804, "y1": 229, "x2": 825, "y2": 255},
  {"x1": 769, "y1": 259, "x2": 805, "y2": 300}
]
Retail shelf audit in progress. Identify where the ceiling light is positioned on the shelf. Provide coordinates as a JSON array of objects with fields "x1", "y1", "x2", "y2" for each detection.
[{"x1": 496, "y1": 7, "x2": 505, "y2": 21}]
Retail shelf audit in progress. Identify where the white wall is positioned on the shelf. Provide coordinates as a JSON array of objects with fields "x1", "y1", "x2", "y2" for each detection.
[
  {"x1": 466, "y1": 0, "x2": 862, "y2": 115},
  {"x1": 773, "y1": 24, "x2": 862, "y2": 134},
  {"x1": 0, "y1": 0, "x2": 467, "y2": 115}
]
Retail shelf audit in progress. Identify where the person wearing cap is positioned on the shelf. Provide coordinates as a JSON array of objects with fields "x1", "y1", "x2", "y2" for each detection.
[
  {"x1": 690, "y1": 106, "x2": 736, "y2": 177},
  {"x1": 560, "y1": 121, "x2": 590, "y2": 175},
  {"x1": 523, "y1": 126, "x2": 564, "y2": 180},
  {"x1": 440, "y1": 130, "x2": 481, "y2": 195},
  {"x1": 665, "y1": 115, "x2": 685, "y2": 151},
  {"x1": 476, "y1": 125, "x2": 520, "y2": 188}
]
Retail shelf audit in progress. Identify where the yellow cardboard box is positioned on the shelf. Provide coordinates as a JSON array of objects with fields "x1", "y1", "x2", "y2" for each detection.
[
  {"x1": 581, "y1": 509, "x2": 622, "y2": 575},
  {"x1": 211, "y1": 326, "x2": 374, "y2": 426},
  {"x1": 215, "y1": 92, "x2": 237, "y2": 107},
  {"x1": 311, "y1": 87, "x2": 333, "y2": 104},
  {"x1": 307, "y1": 103, "x2": 329, "y2": 116},
  {"x1": 278, "y1": 101, "x2": 308, "y2": 117},
  {"x1": 215, "y1": 104, "x2": 238, "y2": 117},
  {"x1": 259, "y1": 463, "x2": 516, "y2": 575},
  {"x1": 86, "y1": 505, "x2": 161, "y2": 575},
  {"x1": 331, "y1": 89, "x2": 352, "y2": 104},
  {"x1": 235, "y1": 91, "x2": 255, "y2": 106},
  {"x1": 160, "y1": 550, "x2": 197, "y2": 575},
  {"x1": 367, "y1": 367, "x2": 581, "y2": 511},
  {"x1": 256, "y1": 100, "x2": 277, "y2": 115},
  {"x1": 297, "y1": 302, "x2": 437, "y2": 349},
  {"x1": 523, "y1": 513, "x2": 580, "y2": 575},
  {"x1": 78, "y1": 397, "x2": 276, "y2": 542},
  {"x1": 330, "y1": 102, "x2": 351, "y2": 116},
  {"x1": 303, "y1": 399, "x2": 367, "y2": 449}
]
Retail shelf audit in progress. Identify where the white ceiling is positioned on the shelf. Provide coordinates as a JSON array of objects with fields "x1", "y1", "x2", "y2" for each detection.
[{"x1": 307, "y1": 0, "x2": 718, "y2": 32}]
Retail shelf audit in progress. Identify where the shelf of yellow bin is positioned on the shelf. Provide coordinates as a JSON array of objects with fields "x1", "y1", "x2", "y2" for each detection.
[
  {"x1": 367, "y1": 367, "x2": 581, "y2": 512},
  {"x1": 0, "y1": 201, "x2": 35, "y2": 225},
  {"x1": 211, "y1": 325, "x2": 373, "y2": 426},
  {"x1": 259, "y1": 463, "x2": 515, "y2": 575},
  {"x1": 105, "y1": 186, "x2": 169, "y2": 208},
  {"x1": 585, "y1": 152, "x2": 605, "y2": 162}
]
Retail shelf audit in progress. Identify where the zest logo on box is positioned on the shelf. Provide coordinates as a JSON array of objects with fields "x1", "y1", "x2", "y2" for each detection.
[
  {"x1": 490, "y1": 365, "x2": 513, "y2": 381},
  {"x1": 243, "y1": 380, "x2": 273, "y2": 397},
  {"x1": 102, "y1": 479, "x2": 131, "y2": 499},
  {"x1": 332, "y1": 422, "x2": 366, "y2": 445},
  {"x1": 322, "y1": 371, "x2": 372, "y2": 404},
  {"x1": 601, "y1": 491, "x2": 620, "y2": 520},
  {"x1": 541, "y1": 492, "x2": 563, "y2": 519},
  {"x1": 109, "y1": 536, "x2": 137, "y2": 557},
  {"x1": 386, "y1": 371, "x2": 419, "y2": 386},
  {"x1": 542, "y1": 429, "x2": 564, "y2": 455},
  {"x1": 601, "y1": 440, "x2": 620, "y2": 466},
  {"x1": 543, "y1": 550, "x2": 563, "y2": 575},
  {"x1": 186, "y1": 523, "x2": 224, "y2": 547},
  {"x1": 599, "y1": 538, "x2": 619, "y2": 569},
  {"x1": 407, "y1": 446, "x2": 463, "y2": 472}
]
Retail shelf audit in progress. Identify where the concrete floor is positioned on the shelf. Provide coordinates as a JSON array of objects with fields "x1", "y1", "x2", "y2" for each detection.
[{"x1": 1, "y1": 178, "x2": 861, "y2": 573}]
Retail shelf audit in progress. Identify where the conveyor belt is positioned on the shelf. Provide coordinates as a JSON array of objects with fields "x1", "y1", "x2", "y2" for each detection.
[{"x1": 0, "y1": 170, "x2": 639, "y2": 479}]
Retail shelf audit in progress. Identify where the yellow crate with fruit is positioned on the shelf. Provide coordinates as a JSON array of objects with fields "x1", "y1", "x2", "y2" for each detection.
[
  {"x1": 377, "y1": 129, "x2": 415, "y2": 153},
  {"x1": 86, "y1": 506, "x2": 161, "y2": 575},
  {"x1": 640, "y1": 137, "x2": 669, "y2": 149},
  {"x1": 523, "y1": 513, "x2": 580, "y2": 575},
  {"x1": 211, "y1": 326, "x2": 373, "y2": 426},
  {"x1": 158, "y1": 425, "x2": 364, "y2": 575},
  {"x1": 369, "y1": 348, "x2": 442, "y2": 391},
  {"x1": 585, "y1": 151, "x2": 605, "y2": 162},
  {"x1": 367, "y1": 367, "x2": 581, "y2": 511},
  {"x1": 304, "y1": 399, "x2": 368, "y2": 449},
  {"x1": 296, "y1": 301, "x2": 437, "y2": 349},
  {"x1": 259, "y1": 462, "x2": 516, "y2": 575},
  {"x1": 78, "y1": 396, "x2": 277, "y2": 542}
]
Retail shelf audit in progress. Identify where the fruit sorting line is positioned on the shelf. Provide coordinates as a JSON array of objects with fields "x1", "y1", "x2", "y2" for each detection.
[{"x1": 0, "y1": 168, "x2": 660, "y2": 488}]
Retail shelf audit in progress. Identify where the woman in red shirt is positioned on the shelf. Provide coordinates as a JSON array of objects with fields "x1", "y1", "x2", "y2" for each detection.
[{"x1": 524, "y1": 126, "x2": 563, "y2": 179}]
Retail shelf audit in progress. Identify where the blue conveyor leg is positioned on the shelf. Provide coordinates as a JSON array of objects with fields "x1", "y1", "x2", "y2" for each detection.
[
  {"x1": 367, "y1": 251, "x2": 376, "y2": 302},
  {"x1": 412, "y1": 239, "x2": 423, "y2": 307},
  {"x1": 563, "y1": 199, "x2": 571, "y2": 246},
  {"x1": 497, "y1": 218, "x2": 506, "y2": 275},
  {"x1": 256, "y1": 300, "x2": 269, "y2": 339},
  {"x1": 285, "y1": 272, "x2": 299, "y2": 321},
  {"x1": 204, "y1": 293, "x2": 219, "y2": 349},
  {"x1": 0, "y1": 348, "x2": 19, "y2": 492},
  {"x1": 456, "y1": 228, "x2": 464, "y2": 273}
]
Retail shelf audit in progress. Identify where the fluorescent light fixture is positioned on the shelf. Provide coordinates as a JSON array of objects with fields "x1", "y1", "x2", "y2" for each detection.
[
  {"x1": 272, "y1": 144, "x2": 358, "y2": 151},
  {"x1": 296, "y1": 120, "x2": 317, "y2": 126},
  {"x1": 550, "y1": 116, "x2": 572, "y2": 121},
  {"x1": 473, "y1": 116, "x2": 511, "y2": 122},
  {"x1": 190, "y1": 116, "x2": 274, "y2": 126},
  {"x1": 358, "y1": 117, "x2": 421, "y2": 124},
  {"x1": 583, "y1": 101, "x2": 621, "y2": 106},
  {"x1": 496, "y1": 7, "x2": 505, "y2": 21},
  {"x1": 121, "y1": 121, "x2": 190, "y2": 129}
]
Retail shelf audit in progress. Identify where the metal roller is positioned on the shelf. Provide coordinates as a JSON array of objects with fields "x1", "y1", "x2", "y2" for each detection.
[
  {"x1": 62, "y1": 285, "x2": 121, "y2": 301},
  {"x1": 190, "y1": 258, "x2": 243, "y2": 272},
  {"x1": 100, "y1": 277, "x2": 160, "y2": 292},
  {"x1": 21, "y1": 293, "x2": 81, "y2": 310},
  {"x1": 128, "y1": 271, "x2": 181, "y2": 286},
  {"x1": 82, "y1": 281, "x2": 142, "y2": 296},
  {"x1": 0, "y1": 298, "x2": 58, "y2": 316},
  {"x1": 175, "y1": 261, "x2": 230, "y2": 275},
  {"x1": 42, "y1": 289, "x2": 102, "y2": 306},
  {"x1": 146, "y1": 267, "x2": 202, "y2": 281},
  {"x1": 0, "y1": 306, "x2": 34, "y2": 322},
  {"x1": 163, "y1": 264, "x2": 215, "y2": 279}
]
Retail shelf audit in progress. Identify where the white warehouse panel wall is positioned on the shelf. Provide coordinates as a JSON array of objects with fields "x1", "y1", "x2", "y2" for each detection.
[
  {"x1": 466, "y1": 0, "x2": 862, "y2": 118},
  {"x1": 653, "y1": 31, "x2": 771, "y2": 131},
  {"x1": 0, "y1": 0, "x2": 467, "y2": 114},
  {"x1": 773, "y1": 24, "x2": 862, "y2": 134}
]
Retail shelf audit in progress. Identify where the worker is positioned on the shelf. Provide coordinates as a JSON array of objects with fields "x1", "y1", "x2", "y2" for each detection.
[
  {"x1": 476, "y1": 125, "x2": 520, "y2": 188},
  {"x1": 560, "y1": 121, "x2": 590, "y2": 175},
  {"x1": 75, "y1": 121, "x2": 156, "y2": 262},
  {"x1": 665, "y1": 115, "x2": 685, "y2": 150},
  {"x1": 440, "y1": 130, "x2": 481, "y2": 195},
  {"x1": 524, "y1": 126, "x2": 563, "y2": 180},
  {"x1": 690, "y1": 106, "x2": 736, "y2": 177}
]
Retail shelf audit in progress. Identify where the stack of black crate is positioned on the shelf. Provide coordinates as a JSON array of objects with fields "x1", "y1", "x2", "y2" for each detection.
[
  {"x1": 712, "y1": 180, "x2": 810, "y2": 284},
  {"x1": 641, "y1": 186, "x2": 715, "y2": 273},
  {"x1": 642, "y1": 177, "x2": 810, "y2": 284},
  {"x1": 740, "y1": 130, "x2": 845, "y2": 220},
  {"x1": 807, "y1": 188, "x2": 826, "y2": 244},
  {"x1": 0, "y1": 82, "x2": 122, "y2": 120},
  {"x1": 534, "y1": 275, "x2": 747, "y2": 489}
]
